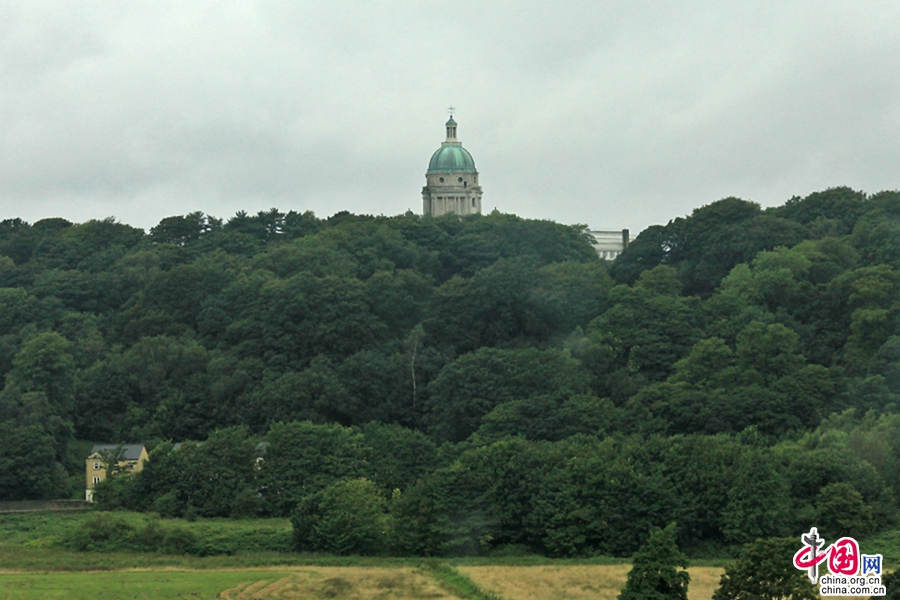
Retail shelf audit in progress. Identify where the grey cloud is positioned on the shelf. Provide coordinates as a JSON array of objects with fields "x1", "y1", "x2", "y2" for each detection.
[{"x1": 2, "y1": 1, "x2": 900, "y2": 233}]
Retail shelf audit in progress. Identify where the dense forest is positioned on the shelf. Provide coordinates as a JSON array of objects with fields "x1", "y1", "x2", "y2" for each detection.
[{"x1": 1, "y1": 186, "x2": 899, "y2": 557}]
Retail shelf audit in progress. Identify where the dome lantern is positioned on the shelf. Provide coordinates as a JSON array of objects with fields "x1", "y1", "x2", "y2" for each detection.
[{"x1": 446, "y1": 116, "x2": 457, "y2": 141}]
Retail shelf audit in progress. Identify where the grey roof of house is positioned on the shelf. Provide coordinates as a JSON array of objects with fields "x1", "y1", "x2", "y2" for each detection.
[{"x1": 90, "y1": 444, "x2": 145, "y2": 461}]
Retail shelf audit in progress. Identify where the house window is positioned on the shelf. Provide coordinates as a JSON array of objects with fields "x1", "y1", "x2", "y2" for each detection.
[
  {"x1": 92, "y1": 477, "x2": 101, "y2": 485},
  {"x1": 93, "y1": 462, "x2": 100, "y2": 470}
]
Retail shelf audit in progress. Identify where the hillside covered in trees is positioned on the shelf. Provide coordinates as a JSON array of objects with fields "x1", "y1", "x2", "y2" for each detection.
[{"x1": 1, "y1": 187, "x2": 899, "y2": 557}]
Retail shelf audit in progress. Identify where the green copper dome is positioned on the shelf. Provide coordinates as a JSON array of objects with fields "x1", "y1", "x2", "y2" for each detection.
[{"x1": 427, "y1": 144, "x2": 476, "y2": 173}]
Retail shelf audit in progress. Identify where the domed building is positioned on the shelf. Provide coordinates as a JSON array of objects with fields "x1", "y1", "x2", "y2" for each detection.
[{"x1": 422, "y1": 116, "x2": 483, "y2": 216}]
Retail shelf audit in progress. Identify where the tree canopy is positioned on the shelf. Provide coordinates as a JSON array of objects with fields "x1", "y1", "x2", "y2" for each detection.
[{"x1": 2, "y1": 188, "x2": 900, "y2": 558}]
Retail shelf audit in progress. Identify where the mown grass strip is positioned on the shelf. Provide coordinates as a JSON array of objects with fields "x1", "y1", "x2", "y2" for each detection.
[
  {"x1": 0, "y1": 570, "x2": 266, "y2": 600},
  {"x1": 421, "y1": 560, "x2": 504, "y2": 600}
]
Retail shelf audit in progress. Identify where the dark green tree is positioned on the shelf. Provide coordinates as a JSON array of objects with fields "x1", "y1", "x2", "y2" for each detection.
[
  {"x1": 545, "y1": 436, "x2": 676, "y2": 557},
  {"x1": 124, "y1": 427, "x2": 260, "y2": 518},
  {"x1": 663, "y1": 434, "x2": 741, "y2": 549},
  {"x1": 75, "y1": 335, "x2": 220, "y2": 441},
  {"x1": 292, "y1": 478, "x2": 389, "y2": 555},
  {"x1": 721, "y1": 446, "x2": 792, "y2": 543},
  {"x1": 609, "y1": 224, "x2": 671, "y2": 285},
  {"x1": 0, "y1": 422, "x2": 67, "y2": 500},
  {"x1": 258, "y1": 420, "x2": 369, "y2": 516},
  {"x1": 365, "y1": 269, "x2": 433, "y2": 337},
  {"x1": 883, "y1": 568, "x2": 900, "y2": 600},
  {"x1": 4, "y1": 332, "x2": 76, "y2": 460},
  {"x1": 453, "y1": 437, "x2": 567, "y2": 555},
  {"x1": 473, "y1": 393, "x2": 616, "y2": 443},
  {"x1": 0, "y1": 387, "x2": 73, "y2": 467},
  {"x1": 337, "y1": 350, "x2": 416, "y2": 426},
  {"x1": 712, "y1": 537, "x2": 817, "y2": 600},
  {"x1": 149, "y1": 212, "x2": 221, "y2": 246},
  {"x1": 771, "y1": 187, "x2": 867, "y2": 236},
  {"x1": 814, "y1": 483, "x2": 874, "y2": 540},
  {"x1": 425, "y1": 257, "x2": 556, "y2": 352},
  {"x1": 425, "y1": 347, "x2": 589, "y2": 443},
  {"x1": 618, "y1": 523, "x2": 690, "y2": 600},
  {"x1": 7, "y1": 332, "x2": 75, "y2": 418},
  {"x1": 246, "y1": 357, "x2": 351, "y2": 428},
  {"x1": 388, "y1": 460, "x2": 497, "y2": 557},
  {"x1": 360, "y1": 422, "x2": 440, "y2": 494},
  {"x1": 852, "y1": 193, "x2": 900, "y2": 270},
  {"x1": 249, "y1": 271, "x2": 385, "y2": 364},
  {"x1": 588, "y1": 283, "x2": 702, "y2": 384},
  {"x1": 611, "y1": 197, "x2": 805, "y2": 296},
  {"x1": 117, "y1": 252, "x2": 238, "y2": 339},
  {"x1": 530, "y1": 260, "x2": 613, "y2": 333}
]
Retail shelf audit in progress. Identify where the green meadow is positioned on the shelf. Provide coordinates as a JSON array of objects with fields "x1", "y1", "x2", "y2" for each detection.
[{"x1": 0, "y1": 570, "x2": 270, "y2": 600}]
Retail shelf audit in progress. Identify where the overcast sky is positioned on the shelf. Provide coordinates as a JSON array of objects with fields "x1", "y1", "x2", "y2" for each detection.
[{"x1": 2, "y1": 1, "x2": 900, "y2": 236}]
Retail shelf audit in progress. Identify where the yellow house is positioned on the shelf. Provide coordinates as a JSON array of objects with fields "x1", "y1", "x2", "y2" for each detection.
[{"x1": 85, "y1": 444, "x2": 149, "y2": 502}]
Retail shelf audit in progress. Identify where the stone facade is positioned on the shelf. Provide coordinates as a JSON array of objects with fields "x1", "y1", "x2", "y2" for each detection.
[{"x1": 587, "y1": 229, "x2": 630, "y2": 259}]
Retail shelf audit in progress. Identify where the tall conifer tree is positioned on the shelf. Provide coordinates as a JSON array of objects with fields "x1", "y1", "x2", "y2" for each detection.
[{"x1": 618, "y1": 523, "x2": 690, "y2": 600}]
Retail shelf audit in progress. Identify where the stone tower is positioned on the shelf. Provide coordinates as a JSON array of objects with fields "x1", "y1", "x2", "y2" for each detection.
[{"x1": 422, "y1": 115, "x2": 483, "y2": 216}]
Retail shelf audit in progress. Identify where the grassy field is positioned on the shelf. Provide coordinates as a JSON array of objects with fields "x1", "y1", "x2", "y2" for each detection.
[
  {"x1": 0, "y1": 567, "x2": 458, "y2": 600},
  {"x1": 0, "y1": 570, "x2": 263, "y2": 600},
  {"x1": 0, "y1": 555, "x2": 881, "y2": 599},
  {"x1": 1, "y1": 511, "x2": 895, "y2": 598}
]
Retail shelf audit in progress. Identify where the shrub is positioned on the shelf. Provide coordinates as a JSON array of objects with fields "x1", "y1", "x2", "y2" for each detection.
[
  {"x1": 68, "y1": 512, "x2": 137, "y2": 553},
  {"x1": 67, "y1": 513, "x2": 198, "y2": 554},
  {"x1": 815, "y1": 482, "x2": 874, "y2": 540}
]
